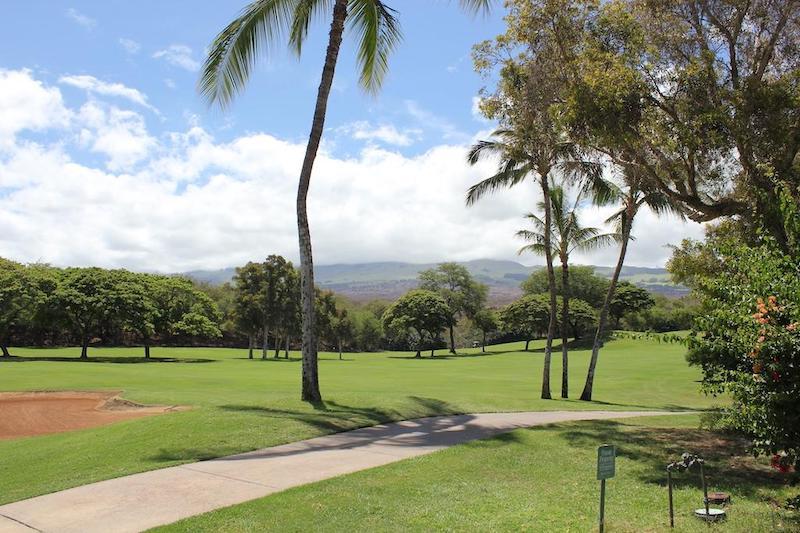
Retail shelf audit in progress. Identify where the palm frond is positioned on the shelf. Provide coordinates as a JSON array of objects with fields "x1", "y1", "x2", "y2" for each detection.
[
  {"x1": 465, "y1": 163, "x2": 530, "y2": 206},
  {"x1": 517, "y1": 243, "x2": 549, "y2": 256},
  {"x1": 573, "y1": 232, "x2": 622, "y2": 253},
  {"x1": 458, "y1": 0, "x2": 492, "y2": 16},
  {"x1": 199, "y1": 0, "x2": 299, "y2": 108},
  {"x1": 288, "y1": 0, "x2": 329, "y2": 56},
  {"x1": 348, "y1": 0, "x2": 403, "y2": 93}
]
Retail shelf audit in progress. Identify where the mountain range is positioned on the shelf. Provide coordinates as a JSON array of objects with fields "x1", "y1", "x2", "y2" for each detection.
[{"x1": 184, "y1": 259, "x2": 687, "y2": 304}]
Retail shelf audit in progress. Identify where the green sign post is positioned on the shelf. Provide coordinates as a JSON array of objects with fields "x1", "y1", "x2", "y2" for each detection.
[{"x1": 597, "y1": 445, "x2": 616, "y2": 533}]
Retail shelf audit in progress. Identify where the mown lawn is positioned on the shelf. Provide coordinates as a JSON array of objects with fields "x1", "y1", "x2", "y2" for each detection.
[
  {"x1": 158, "y1": 415, "x2": 799, "y2": 532},
  {"x1": 1, "y1": 336, "x2": 715, "y2": 504}
]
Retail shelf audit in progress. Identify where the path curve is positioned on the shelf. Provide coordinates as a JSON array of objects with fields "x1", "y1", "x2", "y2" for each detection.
[{"x1": 0, "y1": 410, "x2": 682, "y2": 533}]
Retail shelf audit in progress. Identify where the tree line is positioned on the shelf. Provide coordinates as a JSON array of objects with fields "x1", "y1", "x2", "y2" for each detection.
[{"x1": 0, "y1": 258, "x2": 221, "y2": 358}]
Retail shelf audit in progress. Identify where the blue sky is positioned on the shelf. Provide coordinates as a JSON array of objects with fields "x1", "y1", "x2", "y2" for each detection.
[
  {"x1": 1, "y1": 1, "x2": 501, "y2": 156},
  {"x1": 0, "y1": 2, "x2": 701, "y2": 272}
]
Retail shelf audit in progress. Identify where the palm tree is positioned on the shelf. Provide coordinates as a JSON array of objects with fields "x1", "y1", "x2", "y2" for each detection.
[
  {"x1": 516, "y1": 184, "x2": 619, "y2": 398},
  {"x1": 467, "y1": 129, "x2": 610, "y2": 399},
  {"x1": 579, "y1": 167, "x2": 681, "y2": 401},
  {"x1": 200, "y1": 0, "x2": 491, "y2": 402}
]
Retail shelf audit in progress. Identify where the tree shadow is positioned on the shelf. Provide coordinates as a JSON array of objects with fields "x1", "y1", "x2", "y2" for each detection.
[
  {"x1": 0, "y1": 355, "x2": 215, "y2": 364},
  {"x1": 582, "y1": 399, "x2": 703, "y2": 412},
  {"x1": 149, "y1": 396, "x2": 465, "y2": 463},
  {"x1": 553, "y1": 420, "x2": 792, "y2": 499},
  {"x1": 233, "y1": 357, "x2": 301, "y2": 362}
]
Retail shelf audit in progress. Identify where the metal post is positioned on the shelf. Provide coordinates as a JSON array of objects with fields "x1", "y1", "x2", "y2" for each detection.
[
  {"x1": 599, "y1": 479, "x2": 606, "y2": 533},
  {"x1": 700, "y1": 462, "x2": 709, "y2": 519},
  {"x1": 668, "y1": 469, "x2": 674, "y2": 528}
]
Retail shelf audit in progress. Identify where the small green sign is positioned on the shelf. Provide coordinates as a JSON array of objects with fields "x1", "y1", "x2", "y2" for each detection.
[{"x1": 597, "y1": 444, "x2": 616, "y2": 480}]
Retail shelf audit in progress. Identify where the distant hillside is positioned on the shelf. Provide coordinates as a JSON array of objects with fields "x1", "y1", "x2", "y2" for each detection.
[{"x1": 184, "y1": 259, "x2": 687, "y2": 304}]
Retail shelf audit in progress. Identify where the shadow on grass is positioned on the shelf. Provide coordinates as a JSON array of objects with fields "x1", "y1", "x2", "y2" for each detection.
[
  {"x1": 0, "y1": 355, "x2": 215, "y2": 364},
  {"x1": 149, "y1": 396, "x2": 464, "y2": 463},
  {"x1": 387, "y1": 350, "x2": 518, "y2": 360},
  {"x1": 580, "y1": 399, "x2": 704, "y2": 412},
  {"x1": 233, "y1": 357, "x2": 301, "y2": 362},
  {"x1": 553, "y1": 420, "x2": 794, "y2": 500}
]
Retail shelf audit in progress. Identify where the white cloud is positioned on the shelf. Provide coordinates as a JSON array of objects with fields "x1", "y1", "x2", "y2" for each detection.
[
  {"x1": 0, "y1": 69, "x2": 71, "y2": 148},
  {"x1": 153, "y1": 45, "x2": 201, "y2": 72},
  {"x1": 164, "y1": 78, "x2": 176, "y2": 90},
  {"x1": 76, "y1": 102, "x2": 156, "y2": 171},
  {"x1": 0, "y1": 70, "x2": 702, "y2": 272},
  {"x1": 66, "y1": 8, "x2": 96, "y2": 29},
  {"x1": 59, "y1": 75, "x2": 159, "y2": 114},
  {"x1": 336, "y1": 121, "x2": 421, "y2": 147},
  {"x1": 119, "y1": 38, "x2": 141, "y2": 55}
]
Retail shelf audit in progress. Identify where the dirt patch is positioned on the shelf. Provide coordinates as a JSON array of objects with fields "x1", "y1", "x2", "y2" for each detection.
[{"x1": 0, "y1": 391, "x2": 185, "y2": 440}]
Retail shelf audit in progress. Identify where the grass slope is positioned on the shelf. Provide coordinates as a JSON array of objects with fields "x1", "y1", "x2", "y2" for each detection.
[
  {"x1": 0, "y1": 337, "x2": 714, "y2": 504},
  {"x1": 157, "y1": 415, "x2": 798, "y2": 532}
]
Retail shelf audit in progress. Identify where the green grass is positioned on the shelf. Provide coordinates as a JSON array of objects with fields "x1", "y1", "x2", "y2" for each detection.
[
  {"x1": 0, "y1": 337, "x2": 716, "y2": 505},
  {"x1": 155, "y1": 414, "x2": 799, "y2": 532}
]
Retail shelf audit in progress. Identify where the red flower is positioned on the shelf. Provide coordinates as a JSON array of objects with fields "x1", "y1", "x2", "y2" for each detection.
[
  {"x1": 771, "y1": 454, "x2": 793, "y2": 473},
  {"x1": 771, "y1": 371, "x2": 780, "y2": 382}
]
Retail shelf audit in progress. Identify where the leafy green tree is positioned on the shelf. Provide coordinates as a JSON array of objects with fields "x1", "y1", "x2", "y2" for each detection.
[
  {"x1": 684, "y1": 239, "x2": 800, "y2": 469},
  {"x1": 56, "y1": 268, "x2": 123, "y2": 359},
  {"x1": 560, "y1": 0, "x2": 800, "y2": 252},
  {"x1": 499, "y1": 294, "x2": 551, "y2": 351},
  {"x1": 201, "y1": 0, "x2": 492, "y2": 402},
  {"x1": 382, "y1": 289, "x2": 450, "y2": 358},
  {"x1": 521, "y1": 266, "x2": 609, "y2": 308},
  {"x1": 517, "y1": 185, "x2": 618, "y2": 397},
  {"x1": 473, "y1": 308, "x2": 498, "y2": 352},
  {"x1": 418, "y1": 263, "x2": 488, "y2": 354},
  {"x1": 233, "y1": 262, "x2": 267, "y2": 359},
  {"x1": 353, "y1": 310, "x2": 383, "y2": 351},
  {"x1": 116, "y1": 272, "x2": 158, "y2": 358},
  {"x1": 608, "y1": 282, "x2": 654, "y2": 329},
  {"x1": 150, "y1": 276, "x2": 222, "y2": 354},
  {"x1": 0, "y1": 259, "x2": 40, "y2": 357}
]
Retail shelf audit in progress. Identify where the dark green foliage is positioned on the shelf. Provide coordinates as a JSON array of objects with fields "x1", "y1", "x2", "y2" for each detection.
[
  {"x1": 521, "y1": 266, "x2": 609, "y2": 307},
  {"x1": 382, "y1": 289, "x2": 450, "y2": 357},
  {"x1": 608, "y1": 282, "x2": 654, "y2": 329}
]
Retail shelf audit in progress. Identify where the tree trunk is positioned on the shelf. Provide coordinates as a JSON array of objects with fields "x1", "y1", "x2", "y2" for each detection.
[
  {"x1": 540, "y1": 177, "x2": 556, "y2": 400},
  {"x1": 431, "y1": 348, "x2": 435, "y2": 357},
  {"x1": 285, "y1": 335, "x2": 290, "y2": 358},
  {"x1": 298, "y1": 0, "x2": 348, "y2": 403},
  {"x1": 525, "y1": 338, "x2": 530, "y2": 351},
  {"x1": 415, "y1": 350, "x2": 421, "y2": 358},
  {"x1": 482, "y1": 331, "x2": 486, "y2": 352},
  {"x1": 275, "y1": 335, "x2": 280, "y2": 358},
  {"x1": 144, "y1": 342, "x2": 151, "y2": 359},
  {"x1": 338, "y1": 340, "x2": 342, "y2": 360},
  {"x1": 580, "y1": 206, "x2": 635, "y2": 401},
  {"x1": 248, "y1": 334, "x2": 254, "y2": 359},
  {"x1": 80, "y1": 335, "x2": 89, "y2": 359},
  {"x1": 262, "y1": 325, "x2": 269, "y2": 360},
  {"x1": 560, "y1": 259, "x2": 570, "y2": 399},
  {"x1": 1, "y1": 344, "x2": 10, "y2": 358},
  {"x1": 448, "y1": 323, "x2": 456, "y2": 354}
]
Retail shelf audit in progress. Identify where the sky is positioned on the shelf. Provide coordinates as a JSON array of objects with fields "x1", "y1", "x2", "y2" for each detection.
[{"x1": 0, "y1": 1, "x2": 703, "y2": 273}]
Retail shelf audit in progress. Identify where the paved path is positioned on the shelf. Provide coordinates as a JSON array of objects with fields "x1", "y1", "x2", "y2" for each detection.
[{"x1": 0, "y1": 410, "x2": 679, "y2": 533}]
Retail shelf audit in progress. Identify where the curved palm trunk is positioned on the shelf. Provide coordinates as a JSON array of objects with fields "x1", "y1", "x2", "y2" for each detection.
[
  {"x1": 560, "y1": 259, "x2": 570, "y2": 399},
  {"x1": 298, "y1": 0, "x2": 348, "y2": 403},
  {"x1": 580, "y1": 207, "x2": 635, "y2": 401},
  {"x1": 540, "y1": 177, "x2": 556, "y2": 400}
]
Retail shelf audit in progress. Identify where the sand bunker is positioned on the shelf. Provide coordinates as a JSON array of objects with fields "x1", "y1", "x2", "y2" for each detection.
[{"x1": 0, "y1": 391, "x2": 182, "y2": 440}]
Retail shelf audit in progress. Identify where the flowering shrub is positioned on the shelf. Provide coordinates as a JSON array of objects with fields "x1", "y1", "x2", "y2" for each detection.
[{"x1": 688, "y1": 242, "x2": 800, "y2": 468}]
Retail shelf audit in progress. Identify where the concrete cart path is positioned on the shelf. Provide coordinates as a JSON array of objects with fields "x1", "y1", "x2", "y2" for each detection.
[{"x1": 0, "y1": 410, "x2": 681, "y2": 533}]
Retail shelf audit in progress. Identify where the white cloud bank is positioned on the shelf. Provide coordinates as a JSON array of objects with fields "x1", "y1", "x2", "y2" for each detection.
[
  {"x1": 0, "y1": 69, "x2": 703, "y2": 272},
  {"x1": 59, "y1": 74, "x2": 159, "y2": 114}
]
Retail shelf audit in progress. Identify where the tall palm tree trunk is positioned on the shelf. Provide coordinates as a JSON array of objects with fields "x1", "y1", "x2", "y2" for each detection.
[
  {"x1": 298, "y1": 0, "x2": 348, "y2": 403},
  {"x1": 560, "y1": 259, "x2": 570, "y2": 399},
  {"x1": 580, "y1": 207, "x2": 635, "y2": 401},
  {"x1": 540, "y1": 176, "x2": 556, "y2": 400}
]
